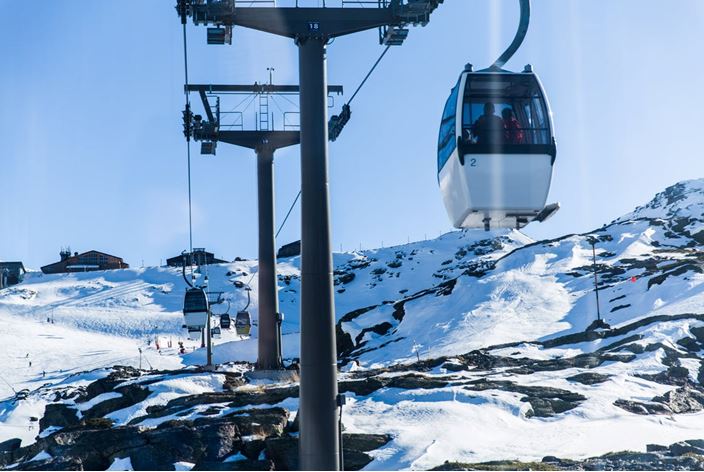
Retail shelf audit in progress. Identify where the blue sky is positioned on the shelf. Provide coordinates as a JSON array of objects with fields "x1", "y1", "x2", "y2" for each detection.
[{"x1": 2, "y1": 1, "x2": 704, "y2": 269}]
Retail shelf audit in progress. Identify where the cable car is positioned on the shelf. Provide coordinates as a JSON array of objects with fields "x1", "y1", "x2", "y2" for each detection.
[
  {"x1": 437, "y1": 0, "x2": 559, "y2": 231},
  {"x1": 235, "y1": 310, "x2": 252, "y2": 336},
  {"x1": 220, "y1": 313, "x2": 231, "y2": 330},
  {"x1": 183, "y1": 287, "x2": 209, "y2": 329},
  {"x1": 211, "y1": 326, "x2": 222, "y2": 339},
  {"x1": 438, "y1": 64, "x2": 558, "y2": 230}
]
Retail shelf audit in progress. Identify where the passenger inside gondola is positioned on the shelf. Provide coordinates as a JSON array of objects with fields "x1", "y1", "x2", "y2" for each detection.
[
  {"x1": 502, "y1": 108, "x2": 526, "y2": 144},
  {"x1": 471, "y1": 102, "x2": 505, "y2": 144}
]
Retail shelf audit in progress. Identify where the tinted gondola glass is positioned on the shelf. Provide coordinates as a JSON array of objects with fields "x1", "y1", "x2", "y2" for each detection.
[
  {"x1": 220, "y1": 313, "x2": 231, "y2": 330},
  {"x1": 461, "y1": 72, "x2": 555, "y2": 152}
]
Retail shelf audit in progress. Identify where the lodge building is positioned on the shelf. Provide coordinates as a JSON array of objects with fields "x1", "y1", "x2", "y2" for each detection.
[{"x1": 41, "y1": 249, "x2": 129, "y2": 274}]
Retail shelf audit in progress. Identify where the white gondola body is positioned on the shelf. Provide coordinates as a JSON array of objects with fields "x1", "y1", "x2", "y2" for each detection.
[
  {"x1": 184, "y1": 311, "x2": 208, "y2": 329},
  {"x1": 438, "y1": 69, "x2": 556, "y2": 229}
]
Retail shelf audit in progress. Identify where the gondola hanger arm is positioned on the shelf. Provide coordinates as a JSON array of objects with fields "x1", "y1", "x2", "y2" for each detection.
[{"x1": 490, "y1": 0, "x2": 530, "y2": 70}]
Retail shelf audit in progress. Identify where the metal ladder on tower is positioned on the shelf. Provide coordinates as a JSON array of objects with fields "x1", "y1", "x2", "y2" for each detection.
[{"x1": 258, "y1": 94, "x2": 270, "y2": 131}]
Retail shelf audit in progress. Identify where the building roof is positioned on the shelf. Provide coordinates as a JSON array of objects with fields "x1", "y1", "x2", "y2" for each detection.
[
  {"x1": 74, "y1": 250, "x2": 125, "y2": 261},
  {"x1": 41, "y1": 250, "x2": 127, "y2": 274},
  {"x1": 0, "y1": 262, "x2": 26, "y2": 273}
]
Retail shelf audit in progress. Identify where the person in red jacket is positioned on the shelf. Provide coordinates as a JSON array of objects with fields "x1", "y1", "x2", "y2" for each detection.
[{"x1": 502, "y1": 108, "x2": 526, "y2": 144}]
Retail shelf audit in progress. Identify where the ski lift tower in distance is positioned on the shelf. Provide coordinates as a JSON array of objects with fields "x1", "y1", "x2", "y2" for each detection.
[
  {"x1": 177, "y1": 1, "x2": 443, "y2": 469},
  {"x1": 184, "y1": 77, "x2": 344, "y2": 374}
]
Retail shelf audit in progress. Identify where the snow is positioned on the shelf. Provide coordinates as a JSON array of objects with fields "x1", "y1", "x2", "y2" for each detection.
[
  {"x1": 1, "y1": 179, "x2": 704, "y2": 468},
  {"x1": 28, "y1": 450, "x2": 51, "y2": 462},
  {"x1": 107, "y1": 457, "x2": 133, "y2": 471},
  {"x1": 173, "y1": 461, "x2": 194, "y2": 471}
]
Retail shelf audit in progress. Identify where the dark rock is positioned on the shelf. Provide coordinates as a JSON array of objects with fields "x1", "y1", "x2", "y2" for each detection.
[
  {"x1": 339, "y1": 377, "x2": 388, "y2": 396},
  {"x1": 39, "y1": 404, "x2": 80, "y2": 432},
  {"x1": 691, "y1": 326, "x2": 704, "y2": 344},
  {"x1": 343, "y1": 449, "x2": 376, "y2": 471},
  {"x1": 241, "y1": 439, "x2": 267, "y2": 460},
  {"x1": 81, "y1": 417, "x2": 114, "y2": 429},
  {"x1": 343, "y1": 433, "x2": 391, "y2": 452},
  {"x1": 131, "y1": 424, "x2": 204, "y2": 470},
  {"x1": 621, "y1": 343, "x2": 646, "y2": 354},
  {"x1": 221, "y1": 408, "x2": 288, "y2": 438},
  {"x1": 646, "y1": 443, "x2": 668, "y2": 452},
  {"x1": 81, "y1": 366, "x2": 142, "y2": 401},
  {"x1": 523, "y1": 397, "x2": 576, "y2": 418},
  {"x1": 195, "y1": 421, "x2": 240, "y2": 461},
  {"x1": 265, "y1": 436, "x2": 298, "y2": 470},
  {"x1": 192, "y1": 459, "x2": 274, "y2": 471},
  {"x1": 638, "y1": 365, "x2": 692, "y2": 386},
  {"x1": 82, "y1": 383, "x2": 150, "y2": 419},
  {"x1": 0, "y1": 438, "x2": 21, "y2": 454},
  {"x1": 336, "y1": 272, "x2": 355, "y2": 285},
  {"x1": 223, "y1": 373, "x2": 246, "y2": 391},
  {"x1": 17, "y1": 457, "x2": 84, "y2": 471},
  {"x1": 653, "y1": 386, "x2": 704, "y2": 414},
  {"x1": 440, "y1": 360, "x2": 467, "y2": 372},
  {"x1": 614, "y1": 399, "x2": 671, "y2": 415},
  {"x1": 386, "y1": 374, "x2": 450, "y2": 390},
  {"x1": 567, "y1": 372, "x2": 611, "y2": 385},
  {"x1": 586, "y1": 319, "x2": 612, "y2": 331},
  {"x1": 676, "y1": 337, "x2": 701, "y2": 352},
  {"x1": 669, "y1": 439, "x2": 704, "y2": 456},
  {"x1": 264, "y1": 434, "x2": 384, "y2": 471}
]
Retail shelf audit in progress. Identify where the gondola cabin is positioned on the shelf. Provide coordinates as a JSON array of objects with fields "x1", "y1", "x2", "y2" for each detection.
[
  {"x1": 438, "y1": 64, "x2": 558, "y2": 230},
  {"x1": 183, "y1": 287, "x2": 209, "y2": 329},
  {"x1": 211, "y1": 326, "x2": 222, "y2": 339},
  {"x1": 220, "y1": 313, "x2": 231, "y2": 330},
  {"x1": 235, "y1": 310, "x2": 252, "y2": 336}
]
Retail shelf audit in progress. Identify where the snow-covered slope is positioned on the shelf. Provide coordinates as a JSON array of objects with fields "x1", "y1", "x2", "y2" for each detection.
[{"x1": 1, "y1": 179, "x2": 704, "y2": 470}]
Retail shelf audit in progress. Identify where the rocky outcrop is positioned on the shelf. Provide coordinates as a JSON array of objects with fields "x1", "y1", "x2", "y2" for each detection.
[
  {"x1": 432, "y1": 439, "x2": 704, "y2": 470},
  {"x1": 615, "y1": 385, "x2": 704, "y2": 415}
]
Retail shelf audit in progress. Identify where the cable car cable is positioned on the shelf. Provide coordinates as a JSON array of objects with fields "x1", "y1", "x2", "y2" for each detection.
[
  {"x1": 276, "y1": 190, "x2": 301, "y2": 239},
  {"x1": 491, "y1": 0, "x2": 530, "y2": 69},
  {"x1": 348, "y1": 45, "x2": 391, "y2": 106},
  {"x1": 182, "y1": 15, "x2": 194, "y2": 257},
  {"x1": 329, "y1": 45, "x2": 392, "y2": 142}
]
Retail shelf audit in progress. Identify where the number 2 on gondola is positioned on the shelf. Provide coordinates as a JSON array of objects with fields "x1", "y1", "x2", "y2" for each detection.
[{"x1": 470, "y1": 158, "x2": 477, "y2": 167}]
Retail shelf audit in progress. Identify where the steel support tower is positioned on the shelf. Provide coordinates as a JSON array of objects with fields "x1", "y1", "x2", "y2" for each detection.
[
  {"x1": 186, "y1": 82, "x2": 343, "y2": 372},
  {"x1": 178, "y1": 2, "x2": 442, "y2": 469}
]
